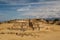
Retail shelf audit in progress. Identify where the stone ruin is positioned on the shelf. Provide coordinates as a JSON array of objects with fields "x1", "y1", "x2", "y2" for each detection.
[
  {"x1": 4, "y1": 18, "x2": 60, "y2": 31},
  {"x1": 8, "y1": 19, "x2": 50, "y2": 31}
]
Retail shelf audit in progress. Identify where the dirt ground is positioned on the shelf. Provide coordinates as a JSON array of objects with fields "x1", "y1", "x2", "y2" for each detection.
[{"x1": 0, "y1": 23, "x2": 60, "y2": 40}]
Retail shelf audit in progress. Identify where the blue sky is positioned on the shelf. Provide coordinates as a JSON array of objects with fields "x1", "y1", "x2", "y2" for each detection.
[{"x1": 0, "y1": 0, "x2": 60, "y2": 21}]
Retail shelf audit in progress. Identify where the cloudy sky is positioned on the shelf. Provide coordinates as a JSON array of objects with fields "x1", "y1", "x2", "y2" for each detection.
[{"x1": 0, "y1": 0, "x2": 60, "y2": 21}]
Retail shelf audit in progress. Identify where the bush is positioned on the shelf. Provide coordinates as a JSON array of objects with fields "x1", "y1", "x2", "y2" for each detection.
[
  {"x1": 53, "y1": 18, "x2": 60, "y2": 24},
  {"x1": 54, "y1": 18, "x2": 59, "y2": 21},
  {"x1": 0, "y1": 22, "x2": 2, "y2": 24}
]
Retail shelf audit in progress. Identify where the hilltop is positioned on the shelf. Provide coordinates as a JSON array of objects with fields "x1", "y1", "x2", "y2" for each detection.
[{"x1": 0, "y1": 18, "x2": 60, "y2": 40}]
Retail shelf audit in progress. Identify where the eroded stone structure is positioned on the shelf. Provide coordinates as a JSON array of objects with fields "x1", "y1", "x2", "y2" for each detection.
[{"x1": 6, "y1": 18, "x2": 60, "y2": 31}]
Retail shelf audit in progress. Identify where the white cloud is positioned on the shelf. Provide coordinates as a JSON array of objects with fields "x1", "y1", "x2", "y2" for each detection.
[
  {"x1": 17, "y1": 5, "x2": 31, "y2": 11},
  {"x1": 17, "y1": 1, "x2": 60, "y2": 18}
]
